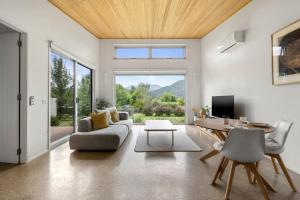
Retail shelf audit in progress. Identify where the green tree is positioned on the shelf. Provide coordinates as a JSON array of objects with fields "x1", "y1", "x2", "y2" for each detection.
[
  {"x1": 115, "y1": 84, "x2": 130, "y2": 108},
  {"x1": 160, "y1": 92, "x2": 177, "y2": 102},
  {"x1": 77, "y1": 74, "x2": 92, "y2": 118},
  {"x1": 176, "y1": 97, "x2": 185, "y2": 106},
  {"x1": 51, "y1": 57, "x2": 73, "y2": 119},
  {"x1": 130, "y1": 83, "x2": 151, "y2": 112}
]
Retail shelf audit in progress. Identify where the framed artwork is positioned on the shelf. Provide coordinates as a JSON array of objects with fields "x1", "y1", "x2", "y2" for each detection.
[{"x1": 272, "y1": 20, "x2": 300, "y2": 85}]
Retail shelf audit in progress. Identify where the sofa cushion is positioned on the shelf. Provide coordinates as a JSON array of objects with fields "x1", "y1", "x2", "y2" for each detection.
[
  {"x1": 113, "y1": 119, "x2": 133, "y2": 132},
  {"x1": 69, "y1": 125, "x2": 129, "y2": 150}
]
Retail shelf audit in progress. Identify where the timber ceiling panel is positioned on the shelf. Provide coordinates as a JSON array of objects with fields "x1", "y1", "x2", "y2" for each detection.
[{"x1": 49, "y1": 0, "x2": 251, "y2": 39}]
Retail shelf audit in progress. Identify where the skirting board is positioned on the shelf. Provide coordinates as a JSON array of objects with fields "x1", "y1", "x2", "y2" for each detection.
[{"x1": 27, "y1": 149, "x2": 48, "y2": 163}]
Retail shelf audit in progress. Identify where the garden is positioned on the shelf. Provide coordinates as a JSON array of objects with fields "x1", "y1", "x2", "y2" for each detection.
[{"x1": 115, "y1": 83, "x2": 185, "y2": 124}]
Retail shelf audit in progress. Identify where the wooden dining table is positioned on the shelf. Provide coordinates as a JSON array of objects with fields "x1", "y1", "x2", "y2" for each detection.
[
  {"x1": 196, "y1": 118, "x2": 276, "y2": 193},
  {"x1": 196, "y1": 118, "x2": 274, "y2": 161}
]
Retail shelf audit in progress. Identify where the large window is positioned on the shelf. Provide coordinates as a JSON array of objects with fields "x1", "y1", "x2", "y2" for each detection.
[
  {"x1": 152, "y1": 47, "x2": 185, "y2": 59},
  {"x1": 115, "y1": 47, "x2": 149, "y2": 59},
  {"x1": 114, "y1": 46, "x2": 186, "y2": 59},
  {"x1": 115, "y1": 74, "x2": 185, "y2": 124}
]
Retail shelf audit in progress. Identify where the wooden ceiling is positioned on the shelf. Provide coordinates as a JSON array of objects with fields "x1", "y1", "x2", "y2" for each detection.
[{"x1": 49, "y1": 0, "x2": 251, "y2": 39}]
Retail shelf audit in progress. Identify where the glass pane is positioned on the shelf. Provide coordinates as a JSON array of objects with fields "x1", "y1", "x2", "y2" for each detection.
[
  {"x1": 50, "y1": 52, "x2": 75, "y2": 143},
  {"x1": 115, "y1": 75, "x2": 185, "y2": 124},
  {"x1": 152, "y1": 47, "x2": 185, "y2": 59},
  {"x1": 77, "y1": 63, "x2": 92, "y2": 122},
  {"x1": 115, "y1": 47, "x2": 149, "y2": 59}
]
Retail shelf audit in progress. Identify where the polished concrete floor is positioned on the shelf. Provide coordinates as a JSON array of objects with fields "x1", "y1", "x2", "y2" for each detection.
[{"x1": 0, "y1": 125, "x2": 299, "y2": 200}]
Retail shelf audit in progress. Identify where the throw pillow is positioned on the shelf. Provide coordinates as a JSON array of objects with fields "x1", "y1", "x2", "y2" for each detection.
[
  {"x1": 95, "y1": 109, "x2": 113, "y2": 124},
  {"x1": 90, "y1": 112, "x2": 109, "y2": 130},
  {"x1": 107, "y1": 107, "x2": 119, "y2": 123},
  {"x1": 110, "y1": 110, "x2": 119, "y2": 123}
]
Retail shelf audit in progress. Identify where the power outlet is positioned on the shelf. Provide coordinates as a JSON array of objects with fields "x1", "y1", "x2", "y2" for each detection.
[{"x1": 29, "y1": 96, "x2": 35, "y2": 106}]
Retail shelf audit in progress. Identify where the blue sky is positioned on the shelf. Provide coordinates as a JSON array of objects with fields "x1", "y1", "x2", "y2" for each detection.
[
  {"x1": 116, "y1": 47, "x2": 185, "y2": 58},
  {"x1": 115, "y1": 75, "x2": 184, "y2": 87}
]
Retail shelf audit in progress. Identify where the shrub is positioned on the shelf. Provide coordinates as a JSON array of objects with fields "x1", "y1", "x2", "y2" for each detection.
[
  {"x1": 51, "y1": 116, "x2": 60, "y2": 126},
  {"x1": 133, "y1": 113, "x2": 145, "y2": 123},
  {"x1": 176, "y1": 97, "x2": 185, "y2": 106},
  {"x1": 174, "y1": 107, "x2": 185, "y2": 116},
  {"x1": 153, "y1": 104, "x2": 174, "y2": 116},
  {"x1": 142, "y1": 104, "x2": 153, "y2": 116},
  {"x1": 119, "y1": 105, "x2": 135, "y2": 116}
]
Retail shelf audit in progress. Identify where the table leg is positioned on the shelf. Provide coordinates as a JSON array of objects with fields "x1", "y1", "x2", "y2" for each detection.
[
  {"x1": 147, "y1": 131, "x2": 149, "y2": 145},
  {"x1": 172, "y1": 131, "x2": 174, "y2": 146}
]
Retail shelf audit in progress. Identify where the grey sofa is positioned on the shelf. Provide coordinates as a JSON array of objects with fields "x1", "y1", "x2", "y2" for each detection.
[{"x1": 69, "y1": 112, "x2": 133, "y2": 150}]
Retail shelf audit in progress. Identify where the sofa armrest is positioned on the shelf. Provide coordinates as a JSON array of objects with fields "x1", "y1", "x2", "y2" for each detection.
[
  {"x1": 118, "y1": 112, "x2": 129, "y2": 120},
  {"x1": 78, "y1": 117, "x2": 92, "y2": 132}
]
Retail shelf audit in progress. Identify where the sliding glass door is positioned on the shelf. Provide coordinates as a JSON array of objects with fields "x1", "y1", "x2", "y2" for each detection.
[
  {"x1": 50, "y1": 52, "x2": 75, "y2": 143},
  {"x1": 76, "y1": 63, "x2": 92, "y2": 121},
  {"x1": 50, "y1": 51, "x2": 93, "y2": 144}
]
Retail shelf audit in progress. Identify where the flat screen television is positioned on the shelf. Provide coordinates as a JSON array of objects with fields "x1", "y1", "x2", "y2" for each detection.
[{"x1": 212, "y1": 95, "x2": 234, "y2": 119}]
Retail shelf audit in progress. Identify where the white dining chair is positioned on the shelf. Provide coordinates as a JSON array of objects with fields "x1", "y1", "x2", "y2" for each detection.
[
  {"x1": 264, "y1": 120, "x2": 297, "y2": 192},
  {"x1": 211, "y1": 128, "x2": 274, "y2": 200}
]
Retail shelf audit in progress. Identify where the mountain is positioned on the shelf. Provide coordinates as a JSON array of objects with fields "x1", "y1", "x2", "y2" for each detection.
[
  {"x1": 150, "y1": 80, "x2": 185, "y2": 98},
  {"x1": 126, "y1": 84, "x2": 161, "y2": 91},
  {"x1": 149, "y1": 84, "x2": 162, "y2": 91}
]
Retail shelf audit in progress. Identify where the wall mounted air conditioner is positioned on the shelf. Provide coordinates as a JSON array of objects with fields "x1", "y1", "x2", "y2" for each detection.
[{"x1": 217, "y1": 30, "x2": 245, "y2": 53}]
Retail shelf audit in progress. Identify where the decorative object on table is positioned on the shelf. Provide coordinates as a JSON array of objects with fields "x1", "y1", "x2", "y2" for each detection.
[
  {"x1": 272, "y1": 19, "x2": 300, "y2": 85},
  {"x1": 192, "y1": 108, "x2": 199, "y2": 117},
  {"x1": 200, "y1": 105, "x2": 210, "y2": 118},
  {"x1": 223, "y1": 118, "x2": 230, "y2": 125},
  {"x1": 96, "y1": 98, "x2": 111, "y2": 109},
  {"x1": 239, "y1": 116, "x2": 248, "y2": 124}
]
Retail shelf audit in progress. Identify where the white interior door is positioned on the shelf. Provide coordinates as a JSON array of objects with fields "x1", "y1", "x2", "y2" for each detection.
[{"x1": 0, "y1": 32, "x2": 20, "y2": 163}]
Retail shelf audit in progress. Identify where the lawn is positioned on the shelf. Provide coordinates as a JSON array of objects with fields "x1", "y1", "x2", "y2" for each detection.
[{"x1": 131, "y1": 113, "x2": 185, "y2": 124}]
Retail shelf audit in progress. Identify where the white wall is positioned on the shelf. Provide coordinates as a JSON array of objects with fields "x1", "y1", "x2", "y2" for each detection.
[
  {"x1": 200, "y1": 0, "x2": 300, "y2": 173},
  {"x1": 98, "y1": 39, "x2": 201, "y2": 124},
  {"x1": 0, "y1": 0, "x2": 99, "y2": 161}
]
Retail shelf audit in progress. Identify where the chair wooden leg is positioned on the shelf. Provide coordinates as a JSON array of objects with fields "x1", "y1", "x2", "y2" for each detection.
[
  {"x1": 200, "y1": 149, "x2": 219, "y2": 161},
  {"x1": 271, "y1": 157, "x2": 279, "y2": 174},
  {"x1": 219, "y1": 158, "x2": 229, "y2": 180},
  {"x1": 252, "y1": 161, "x2": 260, "y2": 184},
  {"x1": 248, "y1": 163, "x2": 270, "y2": 200},
  {"x1": 225, "y1": 161, "x2": 236, "y2": 200},
  {"x1": 275, "y1": 154, "x2": 297, "y2": 192},
  {"x1": 211, "y1": 157, "x2": 225, "y2": 185},
  {"x1": 244, "y1": 166, "x2": 253, "y2": 184}
]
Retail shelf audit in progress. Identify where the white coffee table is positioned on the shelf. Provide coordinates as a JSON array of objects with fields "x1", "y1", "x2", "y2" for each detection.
[{"x1": 144, "y1": 120, "x2": 177, "y2": 145}]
